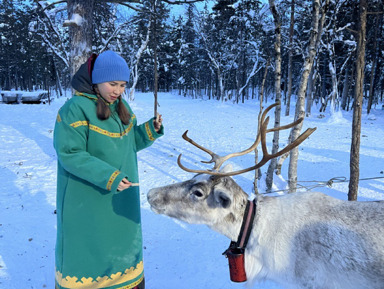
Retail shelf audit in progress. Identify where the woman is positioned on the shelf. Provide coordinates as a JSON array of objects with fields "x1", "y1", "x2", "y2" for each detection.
[{"x1": 54, "y1": 51, "x2": 163, "y2": 289}]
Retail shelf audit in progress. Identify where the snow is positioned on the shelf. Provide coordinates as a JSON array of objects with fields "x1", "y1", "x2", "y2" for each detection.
[
  {"x1": 63, "y1": 13, "x2": 83, "y2": 27},
  {"x1": 0, "y1": 92, "x2": 383, "y2": 289}
]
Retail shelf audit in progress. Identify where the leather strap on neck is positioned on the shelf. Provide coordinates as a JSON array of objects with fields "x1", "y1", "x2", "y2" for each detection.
[{"x1": 236, "y1": 199, "x2": 256, "y2": 249}]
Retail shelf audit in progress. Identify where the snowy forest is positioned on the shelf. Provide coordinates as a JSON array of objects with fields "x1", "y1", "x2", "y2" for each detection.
[
  {"x1": 1, "y1": 1, "x2": 384, "y2": 288},
  {"x1": 0, "y1": 0, "x2": 383, "y2": 198},
  {"x1": 1, "y1": 0, "x2": 383, "y2": 111}
]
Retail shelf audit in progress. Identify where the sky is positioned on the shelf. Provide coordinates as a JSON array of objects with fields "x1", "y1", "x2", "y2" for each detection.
[{"x1": 0, "y1": 90, "x2": 383, "y2": 289}]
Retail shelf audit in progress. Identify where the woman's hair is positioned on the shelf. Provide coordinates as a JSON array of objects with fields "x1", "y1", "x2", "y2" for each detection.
[{"x1": 94, "y1": 87, "x2": 131, "y2": 125}]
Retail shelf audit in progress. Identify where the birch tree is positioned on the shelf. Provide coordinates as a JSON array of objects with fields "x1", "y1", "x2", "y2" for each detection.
[
  {"x1": 285, "y1": 0, "x2": 295, "y2": 117},
  {"x1": 64, "y1": 0, "x2": 95, "y2": 76},
  {"x1": 35, "y1": 0, "x2": 203, "y2": 79},
  {"x1": 266, "y1": 0, "x2": 282, "y2": 193},
  {"x1": 305, "y1": 64, "x2": 316, "y2": 116},
  {"x1": 129, "y1": 27, "x2": 150, "y2": 99},
  {"x1": 321, "y1": 0, "x2": 355, "y2": 114},
  {"x1": 34, "y1": 1, "x2": 70, "y2": 69},
  {"x1": 194, "y1": 5, "x2": 235, "y2": 101},
  {"x1": 230, "y1": 0, "x2": 264, "y2": 103},
  {"x1": 254, "y1": 58, "x2": 270, "y2": 194},
  {"x1": 288, "y1": 0, "x2": 329, "y2": 193}
]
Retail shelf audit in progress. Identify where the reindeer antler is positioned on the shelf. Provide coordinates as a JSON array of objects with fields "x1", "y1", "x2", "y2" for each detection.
[{"x1": 177, "y1": 102, "x2": 316, "y2": 177}]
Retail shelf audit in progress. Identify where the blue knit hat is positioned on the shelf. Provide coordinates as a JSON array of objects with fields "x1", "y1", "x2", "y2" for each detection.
[{"x1": 92, "y1": 51, "x2": 130, "y2": 84}]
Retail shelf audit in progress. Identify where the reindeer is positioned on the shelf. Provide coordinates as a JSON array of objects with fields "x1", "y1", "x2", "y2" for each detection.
[{"x1": 147, "y1": 103, "x2": 384, "y2": 289}]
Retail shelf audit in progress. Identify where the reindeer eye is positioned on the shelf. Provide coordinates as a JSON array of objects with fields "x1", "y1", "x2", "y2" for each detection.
[{"x1": 192, "y1": 190, "x2": 204, "y2": 198}]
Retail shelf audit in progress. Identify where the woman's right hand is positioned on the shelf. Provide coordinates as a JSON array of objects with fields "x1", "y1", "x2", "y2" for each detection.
[
  {"x1": 154, "y1": 113, "x2": 163, "y2": 132},
  {"x1": 117, "y1": 178, "x2": 132, "y2": 191}
]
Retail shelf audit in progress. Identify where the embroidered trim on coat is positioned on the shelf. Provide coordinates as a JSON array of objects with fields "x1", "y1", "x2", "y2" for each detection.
[
  {"x1": 69, "y1": 115, "x2": 136, "y2": 138},
  {"x1": 74, "y1": 91, "x2": 97, "y2": 101},
  {"x1": 116, "y1": 275, "x2": 144, "y2": 289},
  {"x1": 71, "y1": 121, "x2": 89, "y2": 128},
  {"x1": 107, "y1": 170, "x2": 120, "y2": 191},
  {"x1": 145, "y1": 122, "x2": 155, "y2": 141},
  {"x1": 57, "y1": 112, "x2": 62, "y2": 123},
  {"x1": 55, "y1": 261, "x2": 144, "y2": 289}
]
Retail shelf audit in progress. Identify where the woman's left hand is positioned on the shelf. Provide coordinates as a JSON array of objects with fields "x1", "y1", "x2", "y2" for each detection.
[
  {"x1": 117, "y1": 178, "x2": 132, "y2": 191},
  {"x1": 154, "y1": 114, "x2": 163, "y2": 132}
]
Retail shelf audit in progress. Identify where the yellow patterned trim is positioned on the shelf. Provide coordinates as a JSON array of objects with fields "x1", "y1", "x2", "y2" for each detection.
[
  {"x1": 75, "y1": 91, "x2": 98, "y2": 101},
  {"x1": 57, "y1": 112, "x2": 62, "y2": 123},
  {"x1": 116, "y1": 275, "x2": 144, "y2": 289},
  {"x1": 107, "y1": 170, "x2": 120, "y2": 191},
  {"x1": 69, "y1": 115, "x2": 136, "y2": 138},
  {"x1": 71, "y1": 121, "x2": 89, "y2": 128},
  {"x1": 55, "y1": 261, "x2": 144, "y2": 289},
  {"x1": 145, "y1": 122, "x2": 155, "y2": 141}
]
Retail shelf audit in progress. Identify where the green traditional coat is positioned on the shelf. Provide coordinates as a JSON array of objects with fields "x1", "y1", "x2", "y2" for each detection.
[{"x1": 54, "y1": 92, "x2": 163, "y2": 289}]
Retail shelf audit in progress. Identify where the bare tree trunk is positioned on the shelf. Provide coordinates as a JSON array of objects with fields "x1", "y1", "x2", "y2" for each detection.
[
  {"x1": 305, "y1": 65, "x2": 315, "y2": 117},
  {"x1": 277, "y1": 0, "x2": 326, "y2": 177},
  {"x1": 347, "y1": 66, "x2": 355, "y2": 111},
  {"x1": 285, "y1": 0, "x2": 295, "y2": 117},
  {"x1": 237, "y1": 47, "x2": 261, "y2": 102},
  {"x1": 329, "y1": 57, "x2": 338, "y2": 113},
  {"x1": 66, "y1": 0, "x2": 94, "y2": 77},
  {"x1": 349, "y1": 0, "x2": 367, "y2": 201},
  {"x1": 341, "y1": 65, "x2": 350, "y2": 110},
  {"x1": 54, "y1": 60, "x2": 63, "y2": 97},
  {"x1": 319, "y1": 54, "x2": 327, "y2": 112},
  {"x1": 15, "y1": 70, "x2": 19, "y2": 90},
  {"x1": 153, "y1": 0, "x2": 159, "y2": 118},
  {"x1": 266, "y1": 0, "x2": 282, "y2": 193},
  {"x1": 6, "y1": 61, "x2": 11, "y2": 90},
  {"x1": 288, "y1": 0, "x2": 328, "y2": 193},
  {"x1": 254, "y1": 59, "x2": 270, "y2": 194},
  {"x1": 367, "y1": 14, "x2": 381, "y2": 114},
  {"x1": 129, "y1": 17, "x2": 151, "y2": 100},
  {"x1": 218, "y1": 70, "x2": 225, "y2": 101}
]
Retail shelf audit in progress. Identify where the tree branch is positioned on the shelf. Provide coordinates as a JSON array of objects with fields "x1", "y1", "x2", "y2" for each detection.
[
  {"x1": 161, "y1": 0, "x2": 203, "y2": 4},
  {"x1": 36, "y1": 0, "x2": 67, "y2": 12},
  {"x1": 346, "y1": 27, "x2": 358, "y2": 34},
  {"x1": 367, "y1": 11, "x2": 384, "y2": 15},
  {"x1": 118, "y1": 2, "x2": 143, "y2": 12}
]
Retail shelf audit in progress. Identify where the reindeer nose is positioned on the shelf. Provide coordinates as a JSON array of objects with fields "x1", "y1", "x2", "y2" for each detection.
[
  {"x1": 147, "y1": 188, "x2": 157, "y2": 205},
  {"x1": 148, "y1": 187, "x2": 171, "y2": 206},
  {"x1": 147, "y1": 188, "x2": 167, "y2": 214}
]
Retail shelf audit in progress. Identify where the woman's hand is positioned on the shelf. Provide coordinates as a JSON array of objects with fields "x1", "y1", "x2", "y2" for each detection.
[
  {"x1": 154, "y1": 114, "x2": 163, "y2": 132},
  {"x1": 117, "y1": 178, "x2": 132, "y2": 191}
]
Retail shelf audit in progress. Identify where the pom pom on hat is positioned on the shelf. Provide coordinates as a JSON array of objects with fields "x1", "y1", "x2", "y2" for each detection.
[{"x1": 92, "y1": 51, "x2": 130, "y2": 84}]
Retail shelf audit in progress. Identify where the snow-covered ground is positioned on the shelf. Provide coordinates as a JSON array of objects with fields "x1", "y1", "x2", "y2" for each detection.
[{"x1": 0, "y1": 92, "x2": 383, "y2": 289}]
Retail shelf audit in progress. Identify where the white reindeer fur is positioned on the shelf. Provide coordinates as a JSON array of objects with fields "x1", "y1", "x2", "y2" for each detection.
[{"x1": 147, "y1": 175, "x2": 384, "y2": 289}]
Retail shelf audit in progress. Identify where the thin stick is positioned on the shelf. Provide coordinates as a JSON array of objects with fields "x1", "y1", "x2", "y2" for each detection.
[{"x1": 153, "y1": 0, "x2": 158, "y2": 119}]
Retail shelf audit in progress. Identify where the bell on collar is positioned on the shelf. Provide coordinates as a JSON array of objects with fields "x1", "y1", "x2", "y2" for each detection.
[{"x1": 223, "y1": 244, "x2": 247, "y2": 282}]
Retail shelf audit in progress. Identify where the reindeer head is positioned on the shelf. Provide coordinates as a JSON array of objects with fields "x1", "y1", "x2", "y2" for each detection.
[
  {"x1": 147, "y1": 171, "x2": 249, "y2": 239},
  {"x1": 147, "y1": 102, "x2": 316, "y2": 238}
]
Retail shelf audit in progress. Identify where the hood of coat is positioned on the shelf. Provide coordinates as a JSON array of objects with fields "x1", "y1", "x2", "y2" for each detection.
[
  {"x1": 71, "y1": 60, "x2": 95, "y2": 95},
  {"x1": 71, "y1": 56, "x2": 120, "y2": 109}
]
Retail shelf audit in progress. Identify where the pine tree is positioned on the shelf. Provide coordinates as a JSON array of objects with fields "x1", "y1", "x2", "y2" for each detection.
[
  {"x1": 166, "y1": 16, "x2": 183, "y2": 94},
  {"x1": 178, "y1": 4, "x2": 198, "y2": 97}
]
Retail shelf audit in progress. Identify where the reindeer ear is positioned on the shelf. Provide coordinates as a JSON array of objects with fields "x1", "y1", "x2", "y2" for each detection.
[{"x1": 214, "y1": 190, "x2": 232, "y2": 208}]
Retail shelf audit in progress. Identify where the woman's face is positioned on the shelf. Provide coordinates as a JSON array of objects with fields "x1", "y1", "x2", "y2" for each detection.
[{"x1": 97, "y1": 81, "x2": 127, "y2": 103}]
